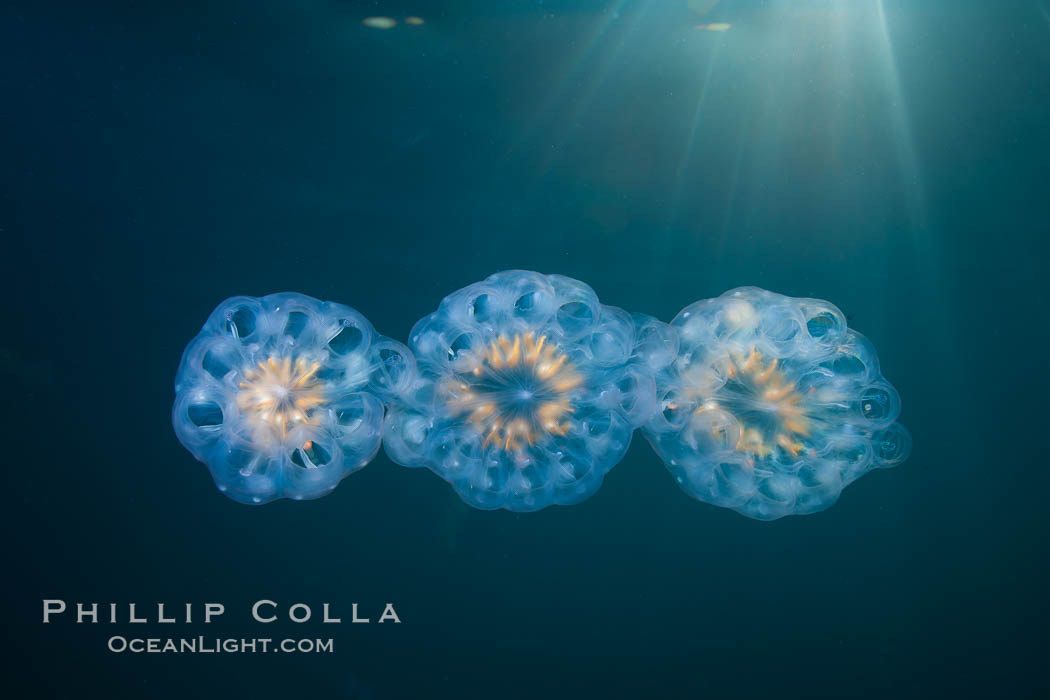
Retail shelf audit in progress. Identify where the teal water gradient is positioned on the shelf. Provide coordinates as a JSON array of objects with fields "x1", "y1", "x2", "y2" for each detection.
[{"x1": 3, "y1": 1, "x2": 1047, "y2": 698}]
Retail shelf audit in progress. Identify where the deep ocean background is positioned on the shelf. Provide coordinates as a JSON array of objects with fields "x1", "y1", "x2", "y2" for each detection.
[{"x1": 3, "y1": 1, "x2": 1048, "y2": 697}]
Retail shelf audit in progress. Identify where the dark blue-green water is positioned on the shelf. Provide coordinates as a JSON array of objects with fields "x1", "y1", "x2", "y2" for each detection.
[{"x1": 4, "y1": 1, "x2": 1048, "y2": 698}]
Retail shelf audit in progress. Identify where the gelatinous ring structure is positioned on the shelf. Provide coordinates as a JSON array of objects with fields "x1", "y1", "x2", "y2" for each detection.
[
  {"x1": 382, "y1": 270, "x2": 676, "y2": 512},
  {"x1": 172, "y1": 292, "x2": 413, "y2": 504},
  {"x1": 642, "y1": 287, "x2": 911, "y2": 520}
]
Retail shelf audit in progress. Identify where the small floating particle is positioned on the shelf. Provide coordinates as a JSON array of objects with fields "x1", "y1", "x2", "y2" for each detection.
[
  {"x1": 405, "y1": 17, "x2": 424, "y2": 26},
  {"x1": 696, "y1": 23, "x2": 731, "y2": 32},
  {"x1": 363, "y1": 16, "x2": 397, "y2": 30}
]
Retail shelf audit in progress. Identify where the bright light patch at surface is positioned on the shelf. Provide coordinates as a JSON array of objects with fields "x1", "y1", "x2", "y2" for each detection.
[{"x1": 363, "y1": 16, "x2": 396, "y2": 30}]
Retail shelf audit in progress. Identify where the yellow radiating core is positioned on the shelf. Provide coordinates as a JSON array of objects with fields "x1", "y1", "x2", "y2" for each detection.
[
  {"x1": 449, "y1": 332, "x2": 582, "y2": 452},
  {"x1": 698, "y1": 346, "x2": 811, "y2": 458},
  {"x1": 236, "y1": 355, "x2": 325, "y2": 444}
]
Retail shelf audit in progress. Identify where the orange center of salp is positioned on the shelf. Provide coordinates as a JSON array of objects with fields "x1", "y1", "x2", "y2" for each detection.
[{"x1": 446, "y1": 332, "x2": 583, "y2": 451}]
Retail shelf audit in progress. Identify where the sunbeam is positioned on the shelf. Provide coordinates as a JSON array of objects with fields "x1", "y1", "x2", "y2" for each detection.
[
  {"x1": 511, "y1": 0, "x2": 633, "y2": 157},
  {"x1": 872, "y1": 0, "x2": 928, "y2": 236},
  {"x1": 533, "y1": 0, "x2": 656, "y2": 176},
  {"x1": 665, "y1": 38, "x2": 723, "y2": 231}
]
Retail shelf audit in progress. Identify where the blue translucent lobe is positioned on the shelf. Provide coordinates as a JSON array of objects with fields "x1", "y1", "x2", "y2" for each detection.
[
  {"x1": 383, "y1": 270, "x2": 677, "y2": 512},
  {"x1": 172, "y1": 292, "x2": 413, "y2": 504},
  {"x1": 642, "y1": 287, "x2": 911, "y2": 520}
]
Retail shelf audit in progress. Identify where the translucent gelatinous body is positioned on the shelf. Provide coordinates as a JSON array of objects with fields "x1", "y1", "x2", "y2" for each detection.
[
  {"x1": 172, "y1": 293, "x2": 413, "y2": 504},
  {"x1": 642, "y1": 287, "x2": 911, "y2": 520},
  {"x1": 383, "y1": 271, "x2": 676, "y2": 511}
]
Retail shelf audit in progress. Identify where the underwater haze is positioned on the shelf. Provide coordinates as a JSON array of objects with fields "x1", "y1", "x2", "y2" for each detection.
[{"x1": 3, "y1": 0, "x2": 1048, "y2": 698}]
